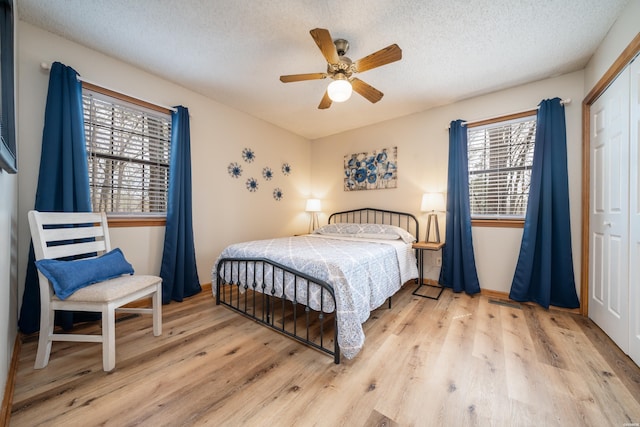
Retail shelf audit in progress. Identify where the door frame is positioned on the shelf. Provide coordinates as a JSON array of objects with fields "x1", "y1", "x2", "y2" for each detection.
[{"x1": 581, "y1": 33, "x2": 640, "y2": 316}]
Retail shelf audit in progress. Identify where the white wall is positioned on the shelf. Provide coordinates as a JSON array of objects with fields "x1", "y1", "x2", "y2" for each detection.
[
  {"x1": 0, "y1": 5, "x2": 19, "y2": 405},
  {"x1": 0, "y1": 170, "x2": 18, "y2": 406},
  {"x1": 311, "y1": 71, "x2": 585, "y2": 295},
  {"x1": 16, "y1": 21, "x2": 313, "y2": 309},
  {"x1": 584, "y1": 1, "x2": 640, "y2": 93}
]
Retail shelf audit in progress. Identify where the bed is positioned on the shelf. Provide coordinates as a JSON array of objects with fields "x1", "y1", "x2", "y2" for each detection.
[{"x1": 212, "y1": 208, "x2": 419, "y2": 363}]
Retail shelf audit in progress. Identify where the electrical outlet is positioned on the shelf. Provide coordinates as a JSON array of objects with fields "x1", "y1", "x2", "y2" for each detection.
[{"x1": 436, "y1": 257, "x2": 442, "y2": 266}]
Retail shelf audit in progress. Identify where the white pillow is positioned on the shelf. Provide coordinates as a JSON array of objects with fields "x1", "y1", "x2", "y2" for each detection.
[
  {"x1": 318, "y1": 232, "x2": 400, "y2": 240},
  {"x1": 314, "y1": 223, "x2": 416, "y2": 243}
]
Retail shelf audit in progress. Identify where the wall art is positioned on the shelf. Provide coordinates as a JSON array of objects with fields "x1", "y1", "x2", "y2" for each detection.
[
  {"x1": 246, "y1": 177, "x2": 258, "y2": 192},
  {"x1": 344, "y1": 146, "x2": 397, "y2": 191},
  {"x1": 242, "y1": 147, "x2": 255, "y2": 163},
  {"x1": 262, "y1": 166, "x2": 273, "y2": 180},
  {"x1": 227, "y1": 162, "x2": 242, "y2": 178}
]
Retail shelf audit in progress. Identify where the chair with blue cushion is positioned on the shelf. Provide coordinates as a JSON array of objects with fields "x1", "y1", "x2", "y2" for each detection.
[{"x1": 28, "y1": 210, "x2": 162, "y2": 371}]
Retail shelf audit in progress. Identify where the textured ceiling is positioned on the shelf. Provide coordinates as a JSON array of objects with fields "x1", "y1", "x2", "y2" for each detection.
[{"x1": 17, "y1": 0, "x2": 629, "y2": 140}]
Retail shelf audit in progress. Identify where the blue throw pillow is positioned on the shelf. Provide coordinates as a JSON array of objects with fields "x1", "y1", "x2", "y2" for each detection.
[{"x1": 35, "y1": 248, "x2": 134, "y2": 300}]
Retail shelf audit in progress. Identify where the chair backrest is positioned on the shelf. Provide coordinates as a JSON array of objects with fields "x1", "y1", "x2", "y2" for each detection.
[
  {"x1": 29, "y1": 211, "x2": 112, "y2": 303},
  {"x1": 28, "y1": 210, "x2": 112, "y2": 263}
]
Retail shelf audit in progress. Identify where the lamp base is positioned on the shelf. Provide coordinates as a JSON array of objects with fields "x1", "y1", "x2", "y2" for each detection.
[
  {"x1": 308, "y1": 213, "x2": 319, "y2": 234},
  {"x1": 425, "y1": 213, "x2": 440, "y2": 243}
]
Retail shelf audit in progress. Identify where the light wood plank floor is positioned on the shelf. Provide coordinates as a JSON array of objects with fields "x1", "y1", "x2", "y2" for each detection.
[{"x1": 10, "y1": 284, "x2": 640, "y2": 426}]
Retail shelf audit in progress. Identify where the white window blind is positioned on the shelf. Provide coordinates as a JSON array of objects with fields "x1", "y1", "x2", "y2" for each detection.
[
  {"x1": 82, "y1": 89, "x2": 172, "y2": 215},
  {"x1": 467, "y1": 115, "x2": 536, "y2": 219}
]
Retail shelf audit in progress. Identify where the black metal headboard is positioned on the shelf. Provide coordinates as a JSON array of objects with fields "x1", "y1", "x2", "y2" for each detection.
[{"x1": 328, "y1": 208, "x2": 419, "y2": 241}]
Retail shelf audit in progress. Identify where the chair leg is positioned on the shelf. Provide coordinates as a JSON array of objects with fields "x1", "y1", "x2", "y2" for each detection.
[
  {"x1": 102, "y1": 306, "x2": 116, "y2": 371},
  {"x1": 152, "y1": 284, "x2": 162, "y2": 336},
  {"x1": 34, "y1": 306, "x2": 55, "y2": 369}
]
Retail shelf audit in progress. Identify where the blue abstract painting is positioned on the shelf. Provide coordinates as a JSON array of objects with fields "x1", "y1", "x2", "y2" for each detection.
[{"x1": 344, "y1": 146, "x2": 397, "y2": 191}]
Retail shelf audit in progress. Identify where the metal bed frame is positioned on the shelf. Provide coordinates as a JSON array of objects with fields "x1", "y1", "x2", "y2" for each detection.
[{"x1": 215, "y1": 208, "x2": 419, "y2": 364}]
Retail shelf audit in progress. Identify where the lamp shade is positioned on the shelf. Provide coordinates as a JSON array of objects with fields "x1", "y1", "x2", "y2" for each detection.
[
  {"x1": 421, "y1": 192, "x2": 445, "y2": 212},
  {"x1": 327, "y1": 79, "x2": 352, "y2": 102},
  {"x1": 305, "y1": 198, "x2": 321, "y2": 212}
]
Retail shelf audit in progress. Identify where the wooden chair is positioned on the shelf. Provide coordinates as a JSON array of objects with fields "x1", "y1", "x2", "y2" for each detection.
[{"x1": 28, "y1": 210, "x2": 162, "y2": 371}]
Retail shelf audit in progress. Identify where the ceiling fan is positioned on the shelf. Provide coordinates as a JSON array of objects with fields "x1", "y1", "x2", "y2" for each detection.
[{"x1": 279, "y1": 28, "x2": 402, "y2": 109}]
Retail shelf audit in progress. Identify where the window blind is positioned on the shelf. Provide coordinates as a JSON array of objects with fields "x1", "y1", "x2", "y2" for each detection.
[
  {"x1": 467, "y1": 115, "x2": 536, "y2": 219},
  {"x1": 82, "y1": 89, "x2": 172, "y2": 214}
]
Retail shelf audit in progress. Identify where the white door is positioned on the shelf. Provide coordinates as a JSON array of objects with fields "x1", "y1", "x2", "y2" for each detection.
[
  {"x1": 629, "y1": 57, "x2": 640, "y2": 366},
  {"x1": 589, "y1": 66, "x2": 630, "y2": 352}
]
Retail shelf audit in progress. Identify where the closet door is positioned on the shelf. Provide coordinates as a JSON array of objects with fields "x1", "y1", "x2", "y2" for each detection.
[
  {"x1": 629, "y1": 57, "x2": 640, "y2": 366},
  {"x1": 589, "y1": 66, "x2": 630, "y2": 352}
]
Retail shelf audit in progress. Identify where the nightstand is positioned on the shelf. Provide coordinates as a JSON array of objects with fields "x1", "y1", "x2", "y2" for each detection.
[{"x1": 412, "y1": 241, "x2": 445, "y2": 300}]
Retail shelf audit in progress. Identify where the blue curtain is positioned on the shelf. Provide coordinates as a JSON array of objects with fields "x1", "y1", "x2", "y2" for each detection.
[
  {"x1": 160, "y1": 106, "x2": 201, "y2": 303},
  {"x1": 438, "y1": 120, "x2": 481, "y2": 294},
  {"x1": 509, "y1": 98, "x2": 579, "y2": 309},
  {"x1": 18, "y1": 62, "x2": 92, "y2": 334}
]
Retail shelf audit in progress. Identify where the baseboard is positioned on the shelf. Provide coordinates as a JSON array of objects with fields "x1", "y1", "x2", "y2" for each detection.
[
  {"x1": 480, "y1": 288, "x2": 580, "y2": 315},
  {"x1": 480, "y1": 288, "x2": 512, "y2": 301},
  {"x1": 123, "y1": 282, "x2": 212, "y2": 309},
  {"x1": 0, "y1": 334, "x2": 21, "y2": 427}
]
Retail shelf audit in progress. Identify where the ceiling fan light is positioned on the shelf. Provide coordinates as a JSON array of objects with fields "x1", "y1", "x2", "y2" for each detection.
[{"x1": 327, "y1": 79, "x2": 352, "y2": 102}]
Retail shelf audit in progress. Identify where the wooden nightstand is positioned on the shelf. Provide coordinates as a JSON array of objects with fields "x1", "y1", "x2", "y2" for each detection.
[{"x1": 412, "y1": 241, "x2": 445, "y2": 300}]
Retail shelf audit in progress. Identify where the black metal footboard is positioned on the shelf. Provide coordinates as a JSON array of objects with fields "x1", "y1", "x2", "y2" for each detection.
[{"x1": 216, "y1": 257, "x2": 340, "y2": 364}]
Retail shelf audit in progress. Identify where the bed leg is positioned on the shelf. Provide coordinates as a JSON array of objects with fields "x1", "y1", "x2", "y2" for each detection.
[
  {"x1": 266, "y1": 295, "x2": 271, "y2": 323},
  {"x1": 388, "y1": 296, "x2": 392, "y2": 309}
]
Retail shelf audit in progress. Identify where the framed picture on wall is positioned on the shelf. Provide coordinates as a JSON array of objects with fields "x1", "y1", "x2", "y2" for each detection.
[
  {"x1": 0, "y1": 0, "x2": 16, "y2": 174},
  {"x1": 344, "y1": 146, "x2": 397, "y2": 191}
]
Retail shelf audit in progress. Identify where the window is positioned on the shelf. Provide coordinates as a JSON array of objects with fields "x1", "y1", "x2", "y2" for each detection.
[
  {"x1": 0, "y1": 0, "x2": 16, "y2": 173},
  {"x1": 82, "y1": 85, "x2": 172, "y2": 216},
  {"x1": 467, "y1": 113, "x2": 536, "y2": 221}
]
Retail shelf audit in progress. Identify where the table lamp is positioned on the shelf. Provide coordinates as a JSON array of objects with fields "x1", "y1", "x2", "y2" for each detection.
[
  {"x1": 305, "y1": 199, "x2": 321, "y2": 233},
  {"x1": 421, "y1": 192, "x2": 445, "y2": 243}
]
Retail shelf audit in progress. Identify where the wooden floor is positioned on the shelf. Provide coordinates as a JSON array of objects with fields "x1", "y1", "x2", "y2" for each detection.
[{"x1": 9, "y1": 284, "x2": 640, "y2": 426}]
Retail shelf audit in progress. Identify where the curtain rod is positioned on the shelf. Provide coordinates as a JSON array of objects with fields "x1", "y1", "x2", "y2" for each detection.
[
  {"x1": 40, "y1": 62, "x2": 178, "y2": 113},
  {"x1": 446, "y1": 98, "x2": 571, "y2": 130}
]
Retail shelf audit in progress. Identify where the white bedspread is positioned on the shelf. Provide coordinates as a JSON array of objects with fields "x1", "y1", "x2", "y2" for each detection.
[{"x1": 211, "y1": 234, "x2": 418, "y2": 359}]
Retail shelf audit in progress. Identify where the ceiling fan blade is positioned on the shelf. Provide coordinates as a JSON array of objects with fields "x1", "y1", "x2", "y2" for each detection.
[
  {"x1": 280, "y1": 73, "x2": 327, "y2": 83},
  {"x1": 354, "y1": 44, "x2": 402, "y2": 73},
  {"x1": 351, "y1": 78, "x2": 384, "y2": 103},
  {"x1": 310, "y1": 28, "x2": 339, "y2": 64},
  {"x1": 318, "y1": 90, "x2": 332, "y2": 109}
]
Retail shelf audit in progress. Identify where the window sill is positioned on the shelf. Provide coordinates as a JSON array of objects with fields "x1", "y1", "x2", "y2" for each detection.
[
  {"x1": 107, "y1": 216, "x2": 166, "y2": 228},
  {"x1": 471, "y1": 219, "x2": 524, "y2": 228}
]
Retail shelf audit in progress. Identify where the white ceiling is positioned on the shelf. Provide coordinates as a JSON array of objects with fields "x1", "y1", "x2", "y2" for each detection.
[{"x1": 17, "y1": 0, "x2": 629, "y2": 140}]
